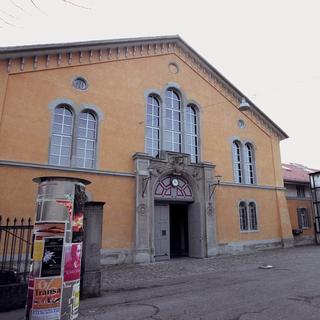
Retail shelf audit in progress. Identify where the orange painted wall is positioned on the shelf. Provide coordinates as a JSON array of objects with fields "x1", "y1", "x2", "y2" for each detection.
[
  {"x1": 287, "y1": 199, "x2": 314, "y2": 236},
  {"x1": 1, "y1": 54, "x2": 278, "y2": 181},
  {"x1": 0, "y1": 166, "x2": 135, "y2": 249},
  {"x1": 0, "y1": 51, "x2": 291, "y2": 249},
  {"x1": 216, "y1": 186, "x2": 281, "y2": 243}
]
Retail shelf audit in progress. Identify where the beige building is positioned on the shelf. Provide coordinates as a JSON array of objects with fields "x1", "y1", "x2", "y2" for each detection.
[
  {"x1": 0, "y1": 36, "x2": 293, "y2": 264},
  {"x1": 282, "y1": 163, "x2": 316, "y2": 245}
]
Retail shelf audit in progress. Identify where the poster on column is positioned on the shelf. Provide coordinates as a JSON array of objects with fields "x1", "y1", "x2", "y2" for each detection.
[
  {"x1": 72, "y1": 184, "x2": 86, "y2": 243},
  {"x1": 41, "y1": 237, "x2": 64, "y2": 277},
  {"x1": 34, "y1": 222, "x2": 66, "y2": 239},
  {"x1": 64, "y1": 243, "x2": 82, "y2": 282},
  {"x1": 32, "y1": 277, "x2": 62, "y2": 320},
  {"x1": 60, "y1": 280, "x2": 80, "y2": 320}
]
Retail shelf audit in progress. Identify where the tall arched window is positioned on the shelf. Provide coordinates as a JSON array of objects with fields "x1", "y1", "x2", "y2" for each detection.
[
  {"x1": 185, "y1": 104, "x2": 199, "y2": 163},
  {"x1": 245, "y1": 143, "x2": 255, "y2": 184},
  {"x1": 49, "y1": 105, "x2": 73, "y2": 166},
  {"x1": 232, "y1": 141, "x2": 242, "y2": 183},
  {"x1": 239, "y1": 201, "x2": 248, "y2": 231},
  {"x1": 249, "y1": 202, "x2": 258, "y2": 230},
  {"x1": 164, "y1": 89, "x2": 181, "y2": 152},
  {"x1": 144, "y1": 86, "x2": 201, "y2": 162},
  {"x1": 75, "y1": 111, "x2": 97, "y2": 169},
  {"x1": 145, "y1": 95, "x2": 160, "y2": 157}
]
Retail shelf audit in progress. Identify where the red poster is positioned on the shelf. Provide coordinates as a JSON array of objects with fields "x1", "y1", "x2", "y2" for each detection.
[
  {"x1": 33, "y1": 222, "x2": 65, "y2": 240},
  {"x1": 64, "y1": 243, "x2": 82, "y2": 282},
  {"x1": 56, "y1": 199, "x2": 73, "y2": 220}
]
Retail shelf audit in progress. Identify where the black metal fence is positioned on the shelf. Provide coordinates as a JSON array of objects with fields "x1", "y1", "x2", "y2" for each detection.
[{"x1": 0, "y1": 216, "x2": 33, "y2": 284}]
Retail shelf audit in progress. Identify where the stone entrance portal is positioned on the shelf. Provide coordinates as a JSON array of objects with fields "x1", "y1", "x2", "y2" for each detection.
[
  {"x1": 133, "y1": 151, "x2": 218, "y2": 263},
  {"x1": 153, "y1": 175, "x2": 203, "y2": 261},
  {"x1": 154, "y1": 203, "x2": 189, "y2": 261}
]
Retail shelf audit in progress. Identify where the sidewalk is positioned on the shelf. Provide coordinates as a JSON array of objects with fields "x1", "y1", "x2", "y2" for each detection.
[{"x1": 3, "y1": 245, "x2": 320, "y2": 319}]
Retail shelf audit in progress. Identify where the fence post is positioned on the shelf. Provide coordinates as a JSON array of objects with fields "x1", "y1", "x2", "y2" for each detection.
[{"x1": 81, "y1": 201, "x2": 105, "y2": 298}]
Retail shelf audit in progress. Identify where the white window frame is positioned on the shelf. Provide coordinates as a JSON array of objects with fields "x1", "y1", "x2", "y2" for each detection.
[
  {"x1": 232, "y1": 141, "x2": 243, "y2": 183},
  {"x1": 144, "y1": 86, "x2": 200, "y2": 163},
  {"x1": 145, "y1": 95, "x2": 160, "y2": 157},
  {"x1": 49, "y1": 102, "x2": 99, "y2": 169},
  {"x1": 239, "y1": 201, "x2": 259, "y2": 232},
  {"x1": 164, "y1": 88, "x2": 182, "y2": 153},
  {"x1": 185, "y1": 104, "x2": 199, "y2": 163},
  {"x1": 244, "y1": 143, "x2": 255, "y2": 184},
  {"x1": 75, "y1": 111, "x2": 97, "y2": 169},
  {"x1": 49, "y1": 105, "x2": 74, "y2": 166},
  {"x1": 232, "y1": 140, "x2": 256, "y2": 185}
]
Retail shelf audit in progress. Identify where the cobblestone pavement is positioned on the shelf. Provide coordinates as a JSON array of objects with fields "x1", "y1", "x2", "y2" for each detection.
[
  {"x1": 101, "y1": 246, "x2": 309, "y2": 291},
  {"x1": 3, "y1": 245, "x2": 320, "y2": 319}
]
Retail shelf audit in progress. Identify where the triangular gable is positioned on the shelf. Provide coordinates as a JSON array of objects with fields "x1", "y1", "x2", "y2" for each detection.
[{"x1": 0, "y1": 35, "x2": 288, "y2": 140}]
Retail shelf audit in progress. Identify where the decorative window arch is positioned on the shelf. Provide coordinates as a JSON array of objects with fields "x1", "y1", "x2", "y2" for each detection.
[
  {"x1": 244, "y1": 143, "x2": 255, "y2": 184},
  {"x1": 144, "y1": 86, "x2": 200, "y2": 163},
  {"x1": 49, "y1": 105, "x2": 74, "y2": 166},
  {"x1": 75, "y1": 110, "x2": 97, "y2": 169},
  {"x1": 239, "y1": 201, "x2": 248, "y2": 231},
  {"x1": 248, "y1": 202, "x2": 258, "y2": 230},
  {"x1": 49, "y1": 101, "x2": 99, "y2": 169},
  {"x1": 232, "y1": 141, "x2": 242, "y2": 183},
  {"x1": 164, "y1": 88, "x2": 182, "y2": 152},
  {"x1": 239, "y1": 201, "x2": 258, "y2": 231},
  {"x1": 145, "y1": 95, "x2": 160, "y2": 157},
  {"x1": 155, "y1": 176, "x2": 193, "y2": 200},
  {"x1": 185, "y1": 104, "x2": 199, "y2": 163},
  {"x1": 232, "y1": 140, "x2": 256, "y2": 185}
]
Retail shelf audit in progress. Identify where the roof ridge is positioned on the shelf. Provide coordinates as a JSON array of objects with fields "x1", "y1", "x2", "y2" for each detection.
[{"x1": 0, "y1": 35, "x2": 288, "y2": 140}]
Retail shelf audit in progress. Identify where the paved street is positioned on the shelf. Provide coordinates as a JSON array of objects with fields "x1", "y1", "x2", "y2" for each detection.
[{"x1": 4, "y1": 245, "x2": 320, "y2": 319}]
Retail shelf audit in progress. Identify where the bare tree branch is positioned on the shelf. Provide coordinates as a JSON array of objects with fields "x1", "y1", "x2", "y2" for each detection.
[
  {"x1": 0, "y1": 15, "x2": 17, "y2": 27},
  {"x1": 0, "y1": 9, "x2": 17, "y2": 19},
  {"x1": 63, "y1": 0, "x2": 91, "y2": 10},
  {"x1": 30, "y1": 0, "x2": 41, "y2": 11},
  {"x1": 10, "y1": 0, "x2": 30, "y2": 15}
]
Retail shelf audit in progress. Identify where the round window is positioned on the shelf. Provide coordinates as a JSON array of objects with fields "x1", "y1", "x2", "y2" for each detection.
[
  {"x1": 238, "y1": 119, "x2": 245, "y2": 129},
  {"x1": 73, "y1": 77, "x2": 88, "y2": 91},
  {"x1": 168, "y1": 62, "x2": 179, "y2": 74}
]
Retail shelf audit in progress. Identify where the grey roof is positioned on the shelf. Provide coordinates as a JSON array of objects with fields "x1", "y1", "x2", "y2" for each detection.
[{"x1": 0, "y1": 35, "x2": 288, "y2": 139}]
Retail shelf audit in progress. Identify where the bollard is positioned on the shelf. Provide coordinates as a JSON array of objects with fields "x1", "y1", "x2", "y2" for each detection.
[{"x1": 26, "y1": 176, "x2": 90, "y2": 320}]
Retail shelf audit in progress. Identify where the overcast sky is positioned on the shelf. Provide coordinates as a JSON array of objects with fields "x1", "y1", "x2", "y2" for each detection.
[{"x1": 0, "y1": 0, "x2": 319, "y2": 168}]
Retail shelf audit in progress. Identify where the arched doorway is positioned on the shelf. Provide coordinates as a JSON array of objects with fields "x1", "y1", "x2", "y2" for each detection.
[{"x1": 154, "y1": 175, "x2": 202, "y2": 261}]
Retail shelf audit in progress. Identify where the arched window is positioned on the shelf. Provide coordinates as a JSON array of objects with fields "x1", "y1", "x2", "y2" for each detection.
[
  {"x1": 164, "y1": 88, "x2": 181, "y2": 152},
  {"x1": 145, "y1": 95, "x2": 160, "y2": 157},
  {"x1": 185, "y1": 104, "x2": 199, "y2": 163},
  {"x1": 49, "y1": 105, "x2": 73, "y2": 166},
  {"x1": 232, "y1": 141, "x2": 242, "y2": 183},
  {"x1": 239, "y1": 201, "x2": 248, "y2": 231},
  {"x1": 75, "y1": 111, "x2": 97, "y2": 169},
  {"x1": 144, "y1": 86, "x2": 201, "y2": 162},
  {"x1": 244, "y1": 143, "x2": 255, "y2": 184},
  {"x1": 249, "y1": 202, "x2": 258, "y2": 230},
  {"x1": 239, "y1": 201, "x2": 258, "y2": 232}
]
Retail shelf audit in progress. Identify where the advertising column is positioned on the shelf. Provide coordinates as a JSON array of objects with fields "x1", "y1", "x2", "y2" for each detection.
[{"x1": 26, "y1": 176, "x2": 90, "y2": 320}]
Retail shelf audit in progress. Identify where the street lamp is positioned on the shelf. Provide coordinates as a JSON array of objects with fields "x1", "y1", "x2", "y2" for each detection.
[
  {"x1": 239, "y1": 97, "x2": 250, "y2": 111},
  {"x1": 209, "y1": 175, "x2": 222, "y2": 201}
]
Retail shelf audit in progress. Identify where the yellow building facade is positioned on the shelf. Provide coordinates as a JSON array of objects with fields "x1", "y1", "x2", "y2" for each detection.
[{"x1": 0, "y1": 36, "x2": 293, "y2": 264}]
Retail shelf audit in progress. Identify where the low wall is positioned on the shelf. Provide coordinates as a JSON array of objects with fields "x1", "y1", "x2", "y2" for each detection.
[{"x1": 0, "y1": 282, "x2": 27, "y2": 312}]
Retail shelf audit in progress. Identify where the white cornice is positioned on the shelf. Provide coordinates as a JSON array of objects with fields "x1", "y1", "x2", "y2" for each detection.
[{"x1": 0, "y1": 35, "x2": 288, "y2": 140}]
